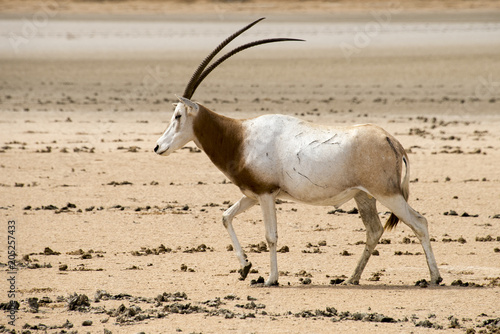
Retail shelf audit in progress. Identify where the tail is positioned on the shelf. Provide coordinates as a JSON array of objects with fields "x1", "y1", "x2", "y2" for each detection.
[{"x1": 384, "y1": 154, "x2": 410, "y2": 231}]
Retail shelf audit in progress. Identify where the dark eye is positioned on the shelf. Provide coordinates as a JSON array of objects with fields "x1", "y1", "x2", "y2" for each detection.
[{"x1": 175, "y1": 114, "x2": 181, "y2": 120}]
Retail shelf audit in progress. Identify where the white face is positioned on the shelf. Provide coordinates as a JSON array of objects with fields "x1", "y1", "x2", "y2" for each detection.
[{"x1": 154, "y1": 101, "x2": 197, "y2": 156}]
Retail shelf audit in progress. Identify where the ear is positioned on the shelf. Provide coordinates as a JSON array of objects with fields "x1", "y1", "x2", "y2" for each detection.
[{"x1": 176, "y1": 95, "x2": 199, "y2": 113}]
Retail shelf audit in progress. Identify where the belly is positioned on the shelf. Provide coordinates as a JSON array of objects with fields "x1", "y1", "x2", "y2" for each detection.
[{"x1": 278, "y1": 186, "x2": 361, "y2": 208}]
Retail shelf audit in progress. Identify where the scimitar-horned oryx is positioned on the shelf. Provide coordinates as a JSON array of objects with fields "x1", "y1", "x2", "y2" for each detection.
[{"x1": 154, "y1": 18, "x2": 442, "y2": 286}]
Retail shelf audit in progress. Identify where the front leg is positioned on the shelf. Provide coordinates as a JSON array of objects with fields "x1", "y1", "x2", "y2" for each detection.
[
  {"x1": 258, "y1": 193, "x2": 279, "y2": 286},
  {"x1": 222, "y1": 196, "x2": 257, "y2": 280}
]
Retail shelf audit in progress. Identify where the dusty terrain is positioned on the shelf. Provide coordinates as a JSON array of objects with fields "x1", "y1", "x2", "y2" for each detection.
[{"x1": 1, "y1": 2, "x2": 500, "y2": 333}]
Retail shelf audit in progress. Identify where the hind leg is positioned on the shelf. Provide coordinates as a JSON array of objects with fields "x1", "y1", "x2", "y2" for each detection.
[
  {"x1": 378, "y1": 195, "x2": 442, "y2": 284},
  {"x1": 347, "y1": 192, "x2": 384, "y2": 284}
]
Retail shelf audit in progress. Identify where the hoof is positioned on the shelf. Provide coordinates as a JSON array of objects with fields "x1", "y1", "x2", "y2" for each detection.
[
  {"x1": 238, "y1": 262, "x2": 252, "y2": 281},
  {"x1": 265, "y1": 280, "x2": 279, "y2": 287},
  {"x1": 265, "y1": 274, "x2": 279, "y2": 287},
  {"x1": 344, "y1": 278, "x2": 359, "y2": 285},
  {"x1": 432, "y1": 277, "x2": 443, "y2": 285}
]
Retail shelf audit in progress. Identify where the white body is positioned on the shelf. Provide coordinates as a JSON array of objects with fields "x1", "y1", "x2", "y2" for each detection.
[
  {"x1": 155, "y1": 98, "x2": 442, "y2": 286},
  {"x1": 243, "y1": 116, "x2": 375, "y2": 205}
]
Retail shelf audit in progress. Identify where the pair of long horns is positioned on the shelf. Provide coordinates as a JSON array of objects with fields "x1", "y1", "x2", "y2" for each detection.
[{"x1": 182, "y1": 17, "x2": 304, "y2": 99}]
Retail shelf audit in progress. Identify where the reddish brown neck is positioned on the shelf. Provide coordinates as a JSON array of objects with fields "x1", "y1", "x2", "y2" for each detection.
[{"x1": 191, "y1": 104, "x2": 277, "y2": 194}]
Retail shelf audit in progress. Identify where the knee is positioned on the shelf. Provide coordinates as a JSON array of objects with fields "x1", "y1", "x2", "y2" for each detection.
[
  {"x1": 266, "y1": 232, "x2": 278, "y2": 246},
  {"x1": 413, "y1": 217, "x2": 430, "y2": 240},
  {"x1": 419, "y1": 215, "x2": 428, "y2": 227}
]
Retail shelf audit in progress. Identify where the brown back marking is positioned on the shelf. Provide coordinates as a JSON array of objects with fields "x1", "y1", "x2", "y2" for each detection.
[{"x1": 192, "y1": 104, "x2": 278, "y2": 195}]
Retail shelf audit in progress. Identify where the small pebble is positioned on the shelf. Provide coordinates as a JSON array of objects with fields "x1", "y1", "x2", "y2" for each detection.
[{"x1": 82, "y1": 320, "x2": 92, "y2": 326}]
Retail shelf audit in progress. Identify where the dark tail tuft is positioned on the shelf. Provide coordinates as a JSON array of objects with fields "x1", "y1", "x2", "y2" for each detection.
[
  {"x1": 384, "y1": 213, "x2": 399, "y2": 231},
  {"x1": 384, "y1": 155, "x2": 410, "y2": 231}
]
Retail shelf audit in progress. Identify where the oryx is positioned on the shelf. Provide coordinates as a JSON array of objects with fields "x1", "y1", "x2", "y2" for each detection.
[{"x1": 154, "y1": 18, "x2": 442, "y2": 286}]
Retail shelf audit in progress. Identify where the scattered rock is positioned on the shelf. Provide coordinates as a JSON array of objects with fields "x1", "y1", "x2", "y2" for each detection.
[
  {"x1": 235, "y1": 301, "x2": 266, "y2": 310},
  {"x1": 203, "y1": 297, "x2": 223, "y2": 308},
  {"x1": 82, "y1": 320, "x2": 93, "y2": 326},
  {"x1": 81, "y1": 253, "x2": 92, "y2": 259},
  {"x1": 302, "y1": 246, "x2": 322, "y2": 254},
  {"x1": 67, "y1": 293, "x2": 90, "y2": 311},
  {"x1": 27, "y1": 297, "x2": 39, "y2": 313},
  {"x1": 0, "y1": 301, "x2": 19, "y2": 311},
  {"x1": 449, "y1": 316, "x2": 461, "y2": 329},
  {"x1": 330, "y1": 277, "x2": 346, "y2": 285},
  {"x1": 67, "y1": 249, "x2": 85, "y2": 256},
  {"x1": 250, "y1": 276, "x2": 265, "y2": 285},
  {"x1": 347, "y1": 208, "x2": 359, "y2": 214},
  {"x1": 39, "y1": 297, "x2": 52, "y2": 305},
  {"x1": 295, "y1": 308, "x2": 396, "y2": 323},
  {"x1": 443, "y1": 210, "x2": 478, "y2": 217},
  {"x1": 461, "y1": 212, "x2": 479, "y2": 218},
  {"x1": 444, "y1": 210, "x2": 458, "y2": 216},
  {"x1": 131, "y1": 244, "x2": 172, "y2": 256},
  {"x1": 475, "y1": 235, "x2": 498, "y2": 242},
  {"x1": 179, "y1": 264, "x2": 195, "y2": 272},
  {"x1": 368, "y1": 272, "x2": 382, "y2": 281},
  {"x1": 163, "y1": 302, "x2": 206, "y2": 315},
  {"x1": 442, "y1": 236, "x2": 467, "y2": 244},
  {"x1": 42, "y1": 204, "x2": 58, "y2": 210},
  {"x1": 107, "y1": 181, "x2": 133, "y2": 186},
  {"x1": 43, "y1": 247, "x2": 60, "y2": 255},
  {"x1": 248, "y1": 241, "x2": 268, "y2": 253},
  {"x1": 415, "y1": 279, "x2": 429, "y2": 288},
  {"x1": 95, "y1": 290, "x2": 112, "y2": 302},
  {"x1": 183, "y1": 244, "x2": 212, "y2": 253},
  {"x1": 155, "y1": 292, "x2": 188, "y2": 303},
  {"x1": 224, "y1": 294, "x2": 239, "y2": 301},
  {"x1": 451, "y1": 280, "x2": 483, "y2": 287},
  {"x1": 125, "y1": 265, "x2": 141, "y2": 270},
  {"x1": 416, "y1": 319, "x2": 442, "y2": 329},
  {"x1": 295, "y1": 270, "x2": 312, "y2": 278},
  {"x1": 395, "y1": 250, "x2": 421, "y2": 256},
  {"x1": 300, "y1": 278, "x2": 312, "y2": 285},
  {"x1": 26, "y1": 320, "x2": 73, "y2": 331},
  {"x1": 278, "y1": 245, "x2": 290, "y2": 253},
  {"x1": 478, "y1": 317, "x2": 500, "y2": 332}
]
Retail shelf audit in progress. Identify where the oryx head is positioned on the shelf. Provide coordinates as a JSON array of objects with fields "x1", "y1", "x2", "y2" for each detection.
[
  {"x1": 154, "y1": 18, "x2": 303, "y2": 156},
  {"x1": 154, "y1": 96, "x2": 198, "y2": 156}
]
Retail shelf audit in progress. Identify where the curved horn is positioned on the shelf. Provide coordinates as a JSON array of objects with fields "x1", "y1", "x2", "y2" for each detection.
[
  {"x1": 182, "y1": 17, "x2": 266, "y2": 99},
  {"x1": 190, "y1": 38, "x2": 305, "y2": 96}
]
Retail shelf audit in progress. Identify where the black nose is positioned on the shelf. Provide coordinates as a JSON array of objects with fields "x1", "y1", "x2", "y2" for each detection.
[{"x1": 154, "y1": 145, "x2": 159, "y2": 153}]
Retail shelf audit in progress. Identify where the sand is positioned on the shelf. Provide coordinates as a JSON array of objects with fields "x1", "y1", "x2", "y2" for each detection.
[{"x1": 1, "y1": 2, "x2": 500, "y2": 333}]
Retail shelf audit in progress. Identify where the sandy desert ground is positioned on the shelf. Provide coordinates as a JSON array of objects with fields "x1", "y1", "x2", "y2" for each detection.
[{"x1": 1, "y1": 1, "x2": 500, "y2": 333}]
